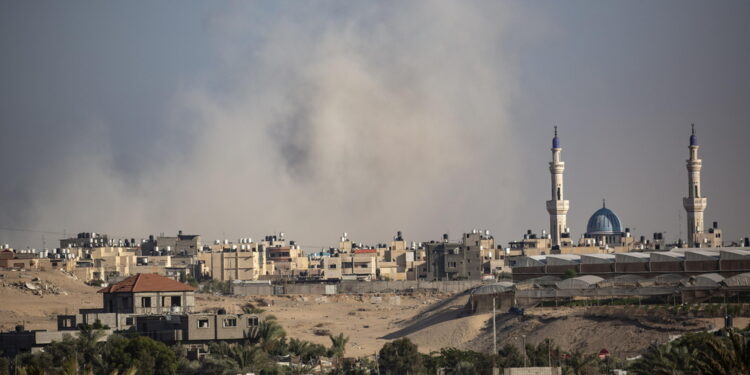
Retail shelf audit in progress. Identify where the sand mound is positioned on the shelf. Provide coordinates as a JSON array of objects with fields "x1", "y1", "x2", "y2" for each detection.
[{"x1": 0, "y1": 269, "x2": 100, "y2": 331}]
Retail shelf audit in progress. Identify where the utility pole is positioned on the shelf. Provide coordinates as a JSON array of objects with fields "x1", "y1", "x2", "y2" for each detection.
[{"x1": 493, "y1": 296, "x2": 497, "y2": 355}]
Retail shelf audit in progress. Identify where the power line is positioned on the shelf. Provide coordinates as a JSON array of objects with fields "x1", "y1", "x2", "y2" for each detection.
[{"x1": 0, "y1": 227, "x2": 66, "y2": 236}]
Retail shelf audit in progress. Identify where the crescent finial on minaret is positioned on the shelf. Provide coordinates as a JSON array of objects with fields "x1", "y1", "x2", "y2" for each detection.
[{"x1": 690, "y1": 124, "x2": 698, "y2": 146}]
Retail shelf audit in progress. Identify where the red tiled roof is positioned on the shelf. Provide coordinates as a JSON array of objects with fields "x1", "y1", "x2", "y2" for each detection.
[
  {"x1": 98, "y1": 273, "x2": 196, "y2": 293},
  {"x1": 353, "y1": 249, "x2": 377, "y2": 254}
]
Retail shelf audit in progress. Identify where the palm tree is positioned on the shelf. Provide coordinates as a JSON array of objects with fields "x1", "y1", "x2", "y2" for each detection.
[
  {"x1": 329, "y1": 333, "x2": 350, "y2": 368},
  {"x1": 694, "y1": 330, "x2": 750, "y2": 375},
  {"x1": 76, "y1": 323, "x2": 107, "y2": 373},
  {"x1": 206, "y1": 342, "x2": 267, "y2": 374},
  {"x1": 253, "y1": 319, "x2": 286, "y2": 353},
  {"x1": 563, "y1": 350, "x2": 598, "y2": 375},
  {"x1": 628, "y1": 341, "x2": 698, "y2": 375}
]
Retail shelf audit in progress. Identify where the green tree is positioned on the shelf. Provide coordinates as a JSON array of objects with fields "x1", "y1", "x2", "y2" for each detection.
[
  {"x1": 426, "y1": 348, "x2": 493, "y2": 375},
  {"x1": 378, "y1": 338, "x2": 423, "y2": 375},
  {"x1": 328, "y1": 333, "x2": 350, "y2": 364},
  {"x1": 525, "y1": 339, "x2": 560, "y2": 367},
  {"x1": 0, "y1": 357, "x2": 9, "y2": 375},
  {"x1": 496, "y1": 344, "x2": 524, "y2": 370},
  {"x1": 629, "y1": 341, "x2": 699, "y2": 375},
  {"x1": 202, "y1": 342, "x2": 270, "y2": 375},
  {"x1": 288, "y1": 338, "x2": 326, "y2": 366},
  {"x1": 76, "y1": 321, "x2": 108, "y2": 373},
  {"x1": 694, "y1": 330, "x2": 750, "y2": 375},
  {"x1": 563, "y1": 269, "x2": 577, "y2": 279},
  {"x1": 562, "y1": 350, "x2": 599, "y2": 375},
  {"x1": 251, "y1": 318, "x2": 287, "y2": 354},
  {"x1": 109, "y1": 336, "x2": 178, "y2": 375}
]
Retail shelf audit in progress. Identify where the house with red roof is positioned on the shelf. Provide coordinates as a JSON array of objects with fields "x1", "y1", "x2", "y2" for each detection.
[{"x1": 97, "y1": 273, "x2": 197, "y2": 315}]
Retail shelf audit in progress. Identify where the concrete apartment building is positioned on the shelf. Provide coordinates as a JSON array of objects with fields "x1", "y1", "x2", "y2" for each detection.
[
  {"x1": 199, "y1": 242, "x2": 267, "y2": 281},
  {"x1": 138, "y1": 231, "x2": 202, "y2": 256},
  {"x1": 340, "y1": 249, "x2": 378, "y2": 280},
  {"x1": 60, "y1": 232, "x2": 110, "y2": 249},
  {"x1": 425, "y1": 234, "x2": 483, "y2": 281}
]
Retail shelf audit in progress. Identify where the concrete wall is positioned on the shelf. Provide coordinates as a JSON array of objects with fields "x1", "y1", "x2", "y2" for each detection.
[
  {"x1": 504, "y1": 367, "x2": 561, "y2": 375},
  {"x1": 231, "y1": 283, "x2": 274, "y2": 296},
  {"x1": 468, "y1": 291, "x2": 515, "y2": 313},
  {"x1": 338, "y1": 280, "x2": 483, "y2": 294},
  {"x1": 231, "y1": 280, "x2": 483, "y2": 296}
]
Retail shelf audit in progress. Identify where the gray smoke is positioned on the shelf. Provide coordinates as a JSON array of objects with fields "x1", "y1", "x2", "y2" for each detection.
[{"x1": 2, "y1": 2, "x2": 526, "y2": 249}]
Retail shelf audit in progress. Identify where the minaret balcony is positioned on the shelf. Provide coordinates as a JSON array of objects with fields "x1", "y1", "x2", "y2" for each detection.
[
  {"x1": 683, "y1": 197, "x2": 707, "y2": 211},
  {"x1": 546, "y1": 200, "x2": 570, "y2": 213}
]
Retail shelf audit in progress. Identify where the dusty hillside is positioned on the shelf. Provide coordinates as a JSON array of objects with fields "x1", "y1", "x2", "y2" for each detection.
[{"x1": 0, "y1": 269, "x2": 100, "y2": 331}]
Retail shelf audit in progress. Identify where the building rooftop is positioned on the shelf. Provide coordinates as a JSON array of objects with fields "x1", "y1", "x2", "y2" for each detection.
[{"x1": 98, "y1": 273, "x2": 196, "y2": 293}]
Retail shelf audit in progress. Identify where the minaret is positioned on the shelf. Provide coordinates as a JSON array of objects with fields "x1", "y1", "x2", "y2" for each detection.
[
  {"x1": 546, "y1": 126, "x2": 570, "y2": 247},
  {"x1": 683, "y1": 124, "x2": 707, "y2": 246}
]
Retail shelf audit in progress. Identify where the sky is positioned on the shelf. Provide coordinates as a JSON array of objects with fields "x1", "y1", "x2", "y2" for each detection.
[{"x1": 1, "y1": 1, "x2": 749, "y2": 250}]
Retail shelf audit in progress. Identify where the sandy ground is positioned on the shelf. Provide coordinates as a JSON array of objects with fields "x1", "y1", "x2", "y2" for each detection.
[
  {"x1": 195, "y1": 292, "x2": 464, "y2": 357},
  {"x1": 0, "y1": 269, "x2": 100, "y2": 331},
  {"x1": 2, "y1": 269, "x2": 742, "y2": 359}
]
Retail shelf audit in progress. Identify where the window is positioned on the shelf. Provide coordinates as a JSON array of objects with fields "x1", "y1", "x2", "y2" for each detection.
[
  {"x1": 248, "y1": 317, "x2": 259, "y2": 327},
  {"x1": 329, "y1": 264, "x2": 337, "y2": 269},
  {"x1": 170, "y1": 296, "x2": 182, "y2": 307},
  {"x1": 125, "y1": 317, "x2": 134, "y2": 325},
  {"x1": 557, "y1": 187, "x2": 561, "y2": 200},
  {"x1": 141, "y1": 297, "x2": 152, "y2": 308},
  {"x1": 223, "y1": 318, "x2": 237, "y2": 327},
  {"x1": 198, "y1": 319, "x2": 210, "y2": 328}
]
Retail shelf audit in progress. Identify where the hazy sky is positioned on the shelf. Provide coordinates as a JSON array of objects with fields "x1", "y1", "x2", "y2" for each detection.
[{"x1": 1, "y1": 1, "x2": 749, "y2": 250}]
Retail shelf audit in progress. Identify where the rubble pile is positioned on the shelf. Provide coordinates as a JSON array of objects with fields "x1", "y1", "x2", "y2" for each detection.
[{"x1": 4, "y1": 278, "x2": 68, "y2": 296}]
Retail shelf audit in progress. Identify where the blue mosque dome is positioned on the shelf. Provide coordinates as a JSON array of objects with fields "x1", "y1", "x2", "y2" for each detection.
[{"x1": 586, "y1": 201, "x2": 623, "y2": 234}]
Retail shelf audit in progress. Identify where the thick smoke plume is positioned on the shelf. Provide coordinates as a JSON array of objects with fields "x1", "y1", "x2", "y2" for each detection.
[{"x1": 5, "y1": 2, "x2": 525, "y2": 249}]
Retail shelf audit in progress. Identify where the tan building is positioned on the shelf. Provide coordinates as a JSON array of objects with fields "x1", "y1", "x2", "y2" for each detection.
[
  {"x1": 199, "y1": 245, "x2": 266, "y2": 281},
  {"x1": 266, "y1": 245, "x2": 307, "y2": 276},
  {"x1": 340, "y1": 249, "x2": 378, "y2": 280}
]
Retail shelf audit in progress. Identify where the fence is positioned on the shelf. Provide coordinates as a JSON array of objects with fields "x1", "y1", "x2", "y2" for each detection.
[{"x1": 231, "y1": 280, "x2": 483, "y2": 296}]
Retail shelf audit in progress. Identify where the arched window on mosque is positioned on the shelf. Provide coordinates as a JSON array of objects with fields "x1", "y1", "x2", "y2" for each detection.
[{"x1": 557, "y1": 187, "x2": 561, "y2": 200}]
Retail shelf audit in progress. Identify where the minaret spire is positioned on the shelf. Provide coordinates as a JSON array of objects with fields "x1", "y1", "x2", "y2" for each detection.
[
  {"x1": 546, "y1": 126, "x2": 570, "y2": 248},
  {"x1": 602, "y1": 198, "x2": 606, "y2": 208},
  {"x1": 683, "y1": 124, "x2": 707, "y2": 246}
]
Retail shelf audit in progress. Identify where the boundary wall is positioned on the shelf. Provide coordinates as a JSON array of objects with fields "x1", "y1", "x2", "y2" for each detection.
[{"x1": 231, "y1": 280, "x2": 483, "y2": 296}]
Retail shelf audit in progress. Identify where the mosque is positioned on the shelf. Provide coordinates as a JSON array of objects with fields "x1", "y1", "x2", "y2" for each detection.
[{"x1": 509, "y1": 125, "x2": 722, "y2": 256}]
